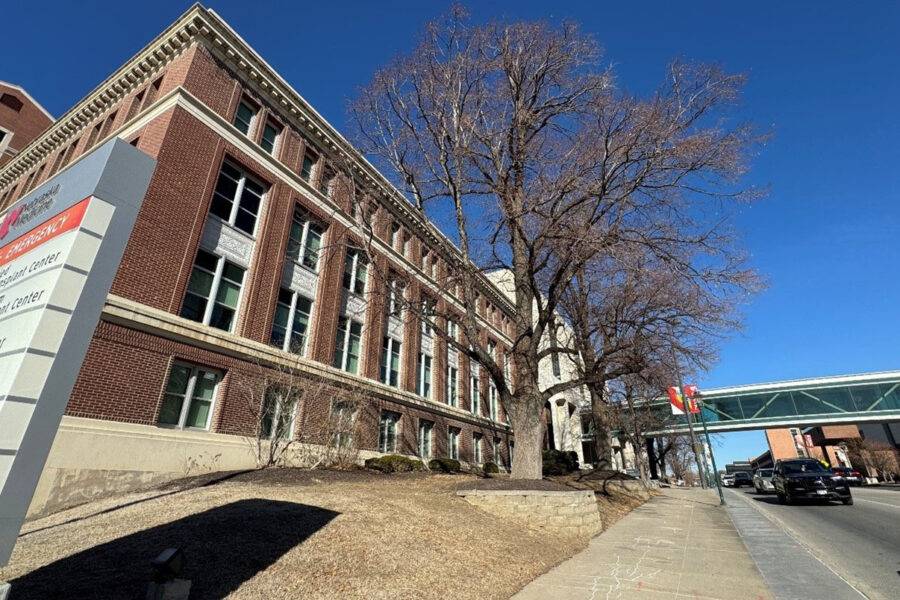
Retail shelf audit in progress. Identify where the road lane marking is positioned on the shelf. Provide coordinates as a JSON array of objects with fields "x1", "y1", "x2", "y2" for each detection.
[{"x1": 855, "y1": 498, "x2": 900, "y2": 509}]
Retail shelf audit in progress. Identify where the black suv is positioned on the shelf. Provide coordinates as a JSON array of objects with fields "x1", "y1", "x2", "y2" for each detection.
[
  {"x1": 772, "y1": 458, "x2": 853, "y2": 505},
  {"x1": 732, "y1": 471, "x2": 753, "y2": 487}
]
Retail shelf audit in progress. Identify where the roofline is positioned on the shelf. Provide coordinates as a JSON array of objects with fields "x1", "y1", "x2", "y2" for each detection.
[{"x1": 0, "y1": 80, "x2": 54, "y2": 121}]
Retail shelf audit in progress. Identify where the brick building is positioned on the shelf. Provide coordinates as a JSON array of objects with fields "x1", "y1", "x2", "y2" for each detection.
[
  {"x1": 0, "y1": 5, "x2": 517, "y2": 516},
  {"x1": 0, "y1": 81, "x2": 54, "y2": 168}
]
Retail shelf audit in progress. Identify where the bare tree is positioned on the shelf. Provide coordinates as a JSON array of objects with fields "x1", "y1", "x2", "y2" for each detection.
[
  {"x1": 349, "y1": 7, "x2": 763, "y2": 479},
  {"x1": 861, "y1": 440, "x2": 899, "y2": 483}
]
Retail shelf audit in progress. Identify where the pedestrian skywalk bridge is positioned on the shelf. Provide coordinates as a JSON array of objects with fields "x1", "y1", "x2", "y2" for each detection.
[{"x1": 642, "y1": 370, "x2": 900, "y2": 433}]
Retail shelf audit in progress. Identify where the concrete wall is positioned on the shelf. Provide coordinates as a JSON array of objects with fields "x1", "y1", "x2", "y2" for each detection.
[{"x1": 456, "y1": 489, "x2": 602, "y2": 539}]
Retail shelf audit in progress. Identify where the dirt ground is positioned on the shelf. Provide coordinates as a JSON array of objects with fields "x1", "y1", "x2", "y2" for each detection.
[{"x1": 0, "y1": 469, "x2": 651, "y2": 599}]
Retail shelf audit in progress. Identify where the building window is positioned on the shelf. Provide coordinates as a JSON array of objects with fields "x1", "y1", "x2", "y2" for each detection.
[
  {"x1": 509, "y1": 441, "x2": 514, "y2": 465},
  {"x1": 421, "y1": 298, "x2": 434, "y2": 336},
  {"x1": 390, "y1": 222, "x2": 401, "y2": 250},
  {"x1": 493, "y1": 437, "x2": 501, "y2": 464},
  {"x1": 379, "y1": 411, "x2": 399, "y2": 453},
  {"x1": 331, "y1": 401, "x2": 357, "y2": 449},
  {"x1": 270, "y1": 288, "x2": 313, "y2": 355},
  {"x1": 181, "y1": 249, "x2": 245, "y2": 332},
  {"x1": 489, "y1": 384, "x2": 498, "y2": 421},
  {"x1": 417, "y1": 353, "x2": 432, "y2": 399},
  {"x1": 234, "y1": 100, "x2": 257, "y2": 135},
  {"x1": 402, "y1": 232, "x2": 410, "y2": 257},
  {"x1": 473, "y1": 433, "x2": 483, "y2": 464},
  {"x1": 287, "y1": 207, "x2": 324, "y2": 270},
  {"x1": 448, "y1": 427, "x2": 460, "y2": 460},
  {"x1": 210, "y1": 162, "x2": 265, "y2": 235},
  {"x1": 447, "y1": 321, "x2": 458, "y2": 342},
  {"x1": 343, "y1": 248, "x2": 368, "y2": 294},
  {"x1": 447, "y1": 366, "x2": 458, "y2": 408},
  {"x1": 260, "y1": 120, "x2": 281, "y2": 154},
  {"x1": 300, "y1": 148, "x2": 319, "y2": 182},
  {"x1": 319, "y1": 169, "x2": 335, "y2": 197},
  {"x1": 381, "y1": 337, "x2": 402, "y2": 387},
  {"x1": 418, "y1": 420, "x2": 433, "y2": 459},
  {"x1": 387, "y1": 279, "x2": 405, "y2": 317},
  {"x1": 470, "y1": 374, "x2": 481, "y2": 415},
  {"x1": 158, "y1": 363, "x2": 220, "y2": 430},
  {"x1": 333, "y1": 317, "x2": 363, "y2": 374},
  {"x1": 260, "y1": 385, "x2": 299, "y2": 440}
]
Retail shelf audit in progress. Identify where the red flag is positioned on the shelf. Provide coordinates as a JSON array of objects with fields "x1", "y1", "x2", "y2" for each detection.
[
  {"x1": 668, "y1": 387, "x2": 685, "y2": 415},
  {"x1": 683, "y1": 385, "x2": 701, "y2": 414}
]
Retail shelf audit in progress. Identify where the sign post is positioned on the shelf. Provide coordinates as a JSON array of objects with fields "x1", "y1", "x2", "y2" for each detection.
[
  {"x1": 687, "y1": 388, "x2": 726, "y2": 506},
  {"x1": 0, "y1": 139, "x2": 155, "y2": 574}
]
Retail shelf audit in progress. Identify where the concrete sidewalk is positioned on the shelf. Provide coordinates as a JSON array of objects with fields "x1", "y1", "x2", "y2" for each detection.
[{"x1": 512, "y1": 488, "x2": 774, "y2": 600}]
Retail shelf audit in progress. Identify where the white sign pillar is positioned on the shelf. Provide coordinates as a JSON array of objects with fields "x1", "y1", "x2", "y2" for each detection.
[{"x1": 0, "y1": 139, "x2": 155, "y2": 567}]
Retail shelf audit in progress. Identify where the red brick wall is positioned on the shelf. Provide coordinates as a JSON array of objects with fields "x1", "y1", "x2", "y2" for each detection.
[{"x1": 0, "y1": 82, "x2": 53, "y2": 168}]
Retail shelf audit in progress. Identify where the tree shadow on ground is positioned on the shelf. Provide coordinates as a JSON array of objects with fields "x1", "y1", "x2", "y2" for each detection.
[{"x1": 10, "y1": 498, "x2": 338, "y2": 599}]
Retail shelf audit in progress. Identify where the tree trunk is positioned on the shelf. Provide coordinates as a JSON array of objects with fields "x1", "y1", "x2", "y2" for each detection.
[
  {"x1": 589, "y1": 386, "x2": 613, "y2": 470},
  {"x1": 646, "y1": 438, "x2": 659, "y2": 480},
  {"x1": 509, "y1": 409, "x2": 543, "y2": 479}
]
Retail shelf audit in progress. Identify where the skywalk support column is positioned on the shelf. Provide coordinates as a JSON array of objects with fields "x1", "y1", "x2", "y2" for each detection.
[{"x1": 0, "y1": 139, "x2": 155, "y2": 569}]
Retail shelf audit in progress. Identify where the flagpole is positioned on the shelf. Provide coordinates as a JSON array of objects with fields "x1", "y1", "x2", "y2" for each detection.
[{"x1": 696, "y1": 394, "x2": 726, "y2": 505}]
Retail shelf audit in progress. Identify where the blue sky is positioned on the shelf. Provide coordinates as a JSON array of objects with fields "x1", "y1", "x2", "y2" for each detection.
[{"x1": 6, "y1": 1, "x2": 899, "y2": 467}]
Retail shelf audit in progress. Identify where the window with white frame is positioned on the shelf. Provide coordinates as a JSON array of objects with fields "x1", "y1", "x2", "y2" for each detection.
[
  {"x1": 488, "y1": 340, "x2": 496, "y2": 359},
  {"x1": 473, "y1": 433, "x2": 483, "y2": 464},
  {"x1": 331, "y1": 401, "x2": 357, "y2": 449},
  {"x1": 343, "y1": 248, "x2": 368, "y2": 294},
  {"x1": 209, "y1": 162, "x2": 265, "y2": 235},
  {"x1": 260, "y1": 120, "x2": 281, "y2": 154},
  {"x1": 402, "y1": 232, "x2": 410, "y2": 257},
  {"x1": 509, "y1": 441, "x2": 514, "y2": 465},
  {"x1": 447, "y1": 320, "x2": 458, "y2": 342},
  {"x1": 448, "y1": 427, "x2": 460, "y2": 460},
  {"x1": 181, "y1": 249, "x2": 245, "y2": 332},
  {"x1": 470, "y1": 372, "x2": 481, "y2": 415},
  {"x1": 233, "y1": 100, "x2": 257, "y2": 135},
  {"x1": 333, "y1": 317, "x2": 363, "y2": 374},
  {"x1": 489, "y1": 384, "x2": 498, "y2": 421},
  {"x1": 386, "y1": 278, "x2": 405, "y2": 317},
  {"x1": 158, "y1": 363, "x2": 220, "y2": 430},
  {"x1": 417, "y1": 353, "x2": 432, "y2": 399},
  {"x1": 381, "y1": 337, "x2": 401, "y2": 387},
  {"x1": 260, "y1": 385, "x2": 299, "y2": 440},
  {"x1": 493, "y1": 437, "x2": 501, "y2": 464},
  {"x1": 379, "y1": 411, "x2": 400, "y2": 453},
  {"x1": 421, "y1": 298, "x2": 434, "y2": 336},
  {"x1": 418, "y1": 420, "x2": 433, "y2": 459},
  {"x1": 287, "y1": 207, "x2": 324, "y2": 270},
  {"x1": 300, "y1": 148, "x2": 319, "y2": 182},
  {"x1": 318, "y1": 169, "x2": 335, "y2": 197},
  {"x1": 447, "y1": 366, "x2": 458, "y2": 408},
  {"x1": 390, "y1": 222, "x2": 401, "y2": 250},
  {"x1": 270, "y1": 288, "x2": 313, "y2": 355}
]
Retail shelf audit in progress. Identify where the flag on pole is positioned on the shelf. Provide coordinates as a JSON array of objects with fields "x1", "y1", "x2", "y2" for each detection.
[
  {"x1": 683, "y1": 385, "x2": 701, "y2": 414},
  {"x1": 668, "y1": 386, "x2": 685, "y2": 415}
]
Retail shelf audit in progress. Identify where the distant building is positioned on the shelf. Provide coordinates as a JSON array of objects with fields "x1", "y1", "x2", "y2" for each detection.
[{"x1": 0, "y1": 81, "x2": 54, "y2": 168}]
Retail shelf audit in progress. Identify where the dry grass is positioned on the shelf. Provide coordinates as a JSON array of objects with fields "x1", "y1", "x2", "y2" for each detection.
[{"x1": 0, "y1": 469, "x2": 651, "y2": 599}]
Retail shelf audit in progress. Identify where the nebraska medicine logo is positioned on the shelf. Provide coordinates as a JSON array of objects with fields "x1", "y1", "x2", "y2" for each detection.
[{"x1": 0, "y1": 184, "x2": 60, "y2": 241}]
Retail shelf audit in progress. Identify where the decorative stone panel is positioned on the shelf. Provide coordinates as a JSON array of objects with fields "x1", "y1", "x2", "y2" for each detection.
[
  {"x1": 281, "y1": 260, "x2": 318, "y2": 297},
  {"x1": 200, "y1": 216, "x2": 254, "y2": 268}
]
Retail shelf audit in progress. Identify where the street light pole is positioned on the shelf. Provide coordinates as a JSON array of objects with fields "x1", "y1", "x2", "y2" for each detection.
[{"x1": 696, "y1": 395, "x2": 726, "y2": 505}]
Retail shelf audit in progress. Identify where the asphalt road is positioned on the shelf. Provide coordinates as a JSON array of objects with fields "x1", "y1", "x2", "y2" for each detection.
[{"x1": 726, "y1": 484, "x2": 900, "y2": 600}]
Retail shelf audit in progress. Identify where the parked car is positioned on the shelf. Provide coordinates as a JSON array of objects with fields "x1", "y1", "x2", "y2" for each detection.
[
  {"x1": 831, "y1": 467, "x2": 863, "y2": 486},
  {"x1": 753, "y1": 468, "x2": 775, "y2": 493},
  {"x1": 772, "y1": 458, "x2": 853, "y2": 505},
  {"x1": 721, "y1": 473, "x2": 735, "y2": 487},
  {"x1": 732, "y1": 471, "x2": 753, "y2": 488}
]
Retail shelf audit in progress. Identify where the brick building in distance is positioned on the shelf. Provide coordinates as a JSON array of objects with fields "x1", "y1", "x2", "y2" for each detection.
[
  {"x1": 0, "y1": 81, "x2": 54, "y2": 169},
  {"x1": 0, "y1": 4, "x2": 561, "y2": 516}
]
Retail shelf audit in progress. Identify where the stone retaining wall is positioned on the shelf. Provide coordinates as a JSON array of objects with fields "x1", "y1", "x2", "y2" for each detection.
[{"x1": 456, "y1": 489, "x2": 602, "y2": 538}]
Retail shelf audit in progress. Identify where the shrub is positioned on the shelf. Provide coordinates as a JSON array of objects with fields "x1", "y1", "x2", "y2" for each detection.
[
  {"x1": 428, "y1": 458, "x2": 462, "y2": 473},
  {"x1": 542, "y1": 450, "x2": 579, "y2": 476},
  {"x1": 365, "y1": 454, "x2": 425, "y2": 473},
  {"x1": 482, "y1": 462, "x2": 500, "y2": 474}
]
